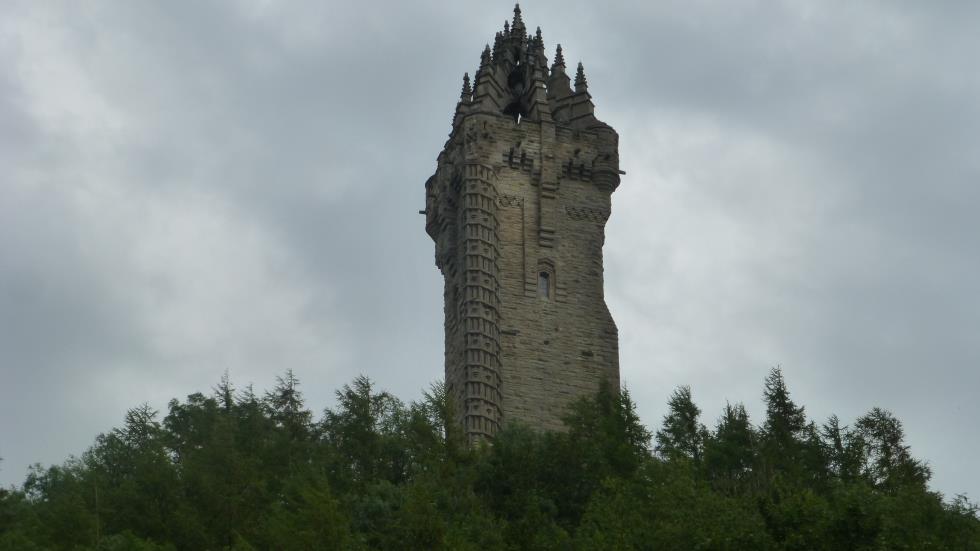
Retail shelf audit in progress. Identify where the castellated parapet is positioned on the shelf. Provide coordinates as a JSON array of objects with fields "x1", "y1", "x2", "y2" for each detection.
[{"x1": 424, "y1": 5, "x2": 622, "y2": 442}]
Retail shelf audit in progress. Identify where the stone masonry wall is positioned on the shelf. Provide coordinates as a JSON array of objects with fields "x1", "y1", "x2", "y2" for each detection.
[{"x1": 429, "y1": 112, "x2": 619, "y2": 436}]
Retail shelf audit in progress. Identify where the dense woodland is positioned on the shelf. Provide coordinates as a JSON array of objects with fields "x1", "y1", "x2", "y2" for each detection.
[{"x1": 1, "y1": 368, "x2": 978, "y2": 550}]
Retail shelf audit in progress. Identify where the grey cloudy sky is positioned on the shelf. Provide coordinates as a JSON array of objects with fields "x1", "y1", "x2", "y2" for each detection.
[{"x1": 2, "y1": 1, "x2": 978, "y2": 500}]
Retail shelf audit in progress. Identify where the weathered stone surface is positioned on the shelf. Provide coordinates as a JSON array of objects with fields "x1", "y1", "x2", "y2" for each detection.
[{"x1": 424, "y1": 5, "x2": 621, "y2": 440}]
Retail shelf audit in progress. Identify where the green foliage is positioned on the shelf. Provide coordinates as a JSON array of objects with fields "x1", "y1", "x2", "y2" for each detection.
[
  {"x1": 760, "y1": 368, "x2": 809, "y2": 480},
  {"x1": 704, "y1": 402, "x2": 757, "y2": 494},
  {"x1": 655, "y1": 385, "x2": 708, "y2": 463},
  {"x1": 2, "y1": 369, "x2": 978, "y2": 550}
]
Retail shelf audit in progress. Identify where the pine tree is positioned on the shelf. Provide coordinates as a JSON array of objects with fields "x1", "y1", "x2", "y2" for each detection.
[
  {"x1": 820, "y1": 415, "x2": 862, "y2": 482},
  {"x1": 654, "y1": 386, "x2": 707, "y2": 463},
  {"x1": 321, "y1": 375, "x2": 406, "y2": 487},
  {"x1": 264, "y1": 369, "x2": 312, "y2": 439},
  {"x1": 214, "y1": 369, "x2": 235, "y2": 412},
  {"x1": 853, "y1": 407, "x2": 931, "y2": 490},
  {"x1": 760, "y1": 367, "x2": 807, "y2": 480},
  {"x1": 703, "y1": 402, "x2": 756, "y2": 494}
]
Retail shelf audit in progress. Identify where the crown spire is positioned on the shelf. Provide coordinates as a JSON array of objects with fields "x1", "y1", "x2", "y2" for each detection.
[
  {"x1": 575, "y1": 61, "x2": 588, "y2": 91},
  {"x1": 553, "y1": 44, "x2": 565, "y2": 68}
]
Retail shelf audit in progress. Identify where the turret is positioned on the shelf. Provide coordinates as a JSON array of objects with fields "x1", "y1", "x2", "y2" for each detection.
[{"x1": 547, "y1": 44, "x2": 573, "y2": 111}]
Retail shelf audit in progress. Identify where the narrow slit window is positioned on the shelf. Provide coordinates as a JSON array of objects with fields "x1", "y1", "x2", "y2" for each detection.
[{"x1": 538, "y1": 272, "x2": 551, "y2": 299}]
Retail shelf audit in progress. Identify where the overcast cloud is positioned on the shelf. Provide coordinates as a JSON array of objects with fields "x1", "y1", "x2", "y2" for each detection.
[{"x1": 1, "y1": 1, "x2": 978, "y2": 501}]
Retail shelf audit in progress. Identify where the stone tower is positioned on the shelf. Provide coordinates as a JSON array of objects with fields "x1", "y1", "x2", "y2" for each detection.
[{"x1": 424, "y1": 5, "x2": 622, "y2": 441}]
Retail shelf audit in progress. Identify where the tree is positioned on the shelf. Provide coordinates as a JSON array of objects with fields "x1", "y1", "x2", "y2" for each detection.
[
  {"x1": 321, "y1": 375, "x2": 407, "y2": 488},
  {"x1": 655, "y1": 385, "x2": 708, "y2": 463},
  {"x1": 821, "y1": 415, "x2": 862, "y2": 482},
  {"x1": 264, "y1": 370, "x2": 312, "y2": 441},
  {"x1": 704, "y1": 402, "x2": 756, "y2": 495},
  {"x1": 214, "y1": 369, "x2": 235, "y2": 412},
  {"x1": 5, "y1": 370, "x2": 980, "y2": 548},
  {"x1": 852, "y1": 407, "x2": 930, "y2": 490},
  {"x1": 760, "y1": 367, "x2": 808, "y2": 480}
]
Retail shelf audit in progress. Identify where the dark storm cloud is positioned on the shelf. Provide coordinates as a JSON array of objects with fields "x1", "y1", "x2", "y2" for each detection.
[{"x1": 1, "y1": 1, "x2": 977, "y2": 501}]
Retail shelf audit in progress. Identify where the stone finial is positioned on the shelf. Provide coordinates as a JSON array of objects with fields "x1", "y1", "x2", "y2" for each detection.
[
  {"x1": 461, "y1": 72, "x2": 472, "y2": 100},
  {"x1": 553, "y1": 44, "x2": 565, "y2": 68},
  {"x1": 480, "y1": 44, "x2": 492, "y2": 68},
  {"x1": 512, "y1": 4, "x2": 524, "y2": 31},
  {"x1": 535, "y1": 26, "x2": 543, "y2": 45},
  {"x1": 575, "y1": 61, "x2": 588, "y2": 92}
]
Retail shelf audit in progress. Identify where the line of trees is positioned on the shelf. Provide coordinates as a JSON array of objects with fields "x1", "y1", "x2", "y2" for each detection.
[{"x1": 1, "y1": 368, "x2": 977, "y2": 550}]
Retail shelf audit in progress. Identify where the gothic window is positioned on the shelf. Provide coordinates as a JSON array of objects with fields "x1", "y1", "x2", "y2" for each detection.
[
  {"x1": 537, "y1": 259, "x2": 555, "y2": 300},
  {"x1": 538, "y1": 272, "x2": 551, "y2": 299}
]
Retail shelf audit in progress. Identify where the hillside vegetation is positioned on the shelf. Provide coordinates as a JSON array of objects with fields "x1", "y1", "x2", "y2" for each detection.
[{"x1": 1, "y1": 368, "x2": 977, "y2": 550}]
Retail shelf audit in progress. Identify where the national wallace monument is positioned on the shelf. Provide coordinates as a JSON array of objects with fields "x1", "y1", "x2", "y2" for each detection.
[{"x1": 424, "y1": 5, "x2": 622, "y2": 442}]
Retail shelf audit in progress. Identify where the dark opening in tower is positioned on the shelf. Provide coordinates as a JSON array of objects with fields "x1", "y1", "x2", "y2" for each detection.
[
  {"x1": 538, "y1": 272, "x2": 551, "y2": 299},
  {"x1": 503, "y1": 58, "x2": 529, "y2": 122}
]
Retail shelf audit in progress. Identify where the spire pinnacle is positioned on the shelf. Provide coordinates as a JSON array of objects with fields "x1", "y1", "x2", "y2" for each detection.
[
  {"x1": 511, "y1": 3, "x2": 526, "y2": 36},
  {"x1": 492, "y1": 32, "x2": 503, "y2": 62},
  {"x1": 553, "y1": 44, "x2": 565, "y2": 68},
  {"x1": 503, "y1": 20, "x2": 509, "y2": 35},
  {"x1": 461, "y1": 72, "x2": 471, "y2": 100},
  {"x1": 481, "y1": 44, "x2": 491, "y2": 68},
  {"x1": 575, "y1": 61, "x2": 588, "y2": 91},
  {"x1": 535, "y1": 26, "x2": 542, "y2": 44}
]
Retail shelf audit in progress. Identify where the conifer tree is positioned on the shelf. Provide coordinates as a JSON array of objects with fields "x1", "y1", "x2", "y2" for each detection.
[
  {"x1": 820, "y1": 413, "x2": 867, "y2": 486},
  {"x1": 265, "y1": 369, "x2": 312, "y2": 438},
  {"x1": 853, "y1": 407, "x2": 931, "y2": 490},
  {"x1": 4, "y1": 370, "x2": 979, "y2": 548},
  {"x1": 760, "y1": 367, "x2": 807, "y2": 480},
  {"x1": 654, "y1": 385, "x2": 707, "y2": 463},
  {"x1": 214, "y1": 369, "x2": 235, "y2": 412},
  {"x1": 703, "y1": 402, "x2": 756, "y2": 494}
]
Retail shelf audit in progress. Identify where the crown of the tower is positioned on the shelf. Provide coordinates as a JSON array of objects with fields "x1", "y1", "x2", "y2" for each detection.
[{"x1": 449, "y1": 4, "x2": 606, "y2": 129}]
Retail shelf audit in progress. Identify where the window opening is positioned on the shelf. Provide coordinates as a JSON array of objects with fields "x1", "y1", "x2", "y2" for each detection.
[{"x1": 538, "y1": 271, "x2": 551, "y2": 299}]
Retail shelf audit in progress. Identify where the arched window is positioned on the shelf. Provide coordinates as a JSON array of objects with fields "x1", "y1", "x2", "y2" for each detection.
[
  {"x1": 537, "y1": 259, "x2": 555, "y2": 300},
  {"x1": 538, "y1": 271, "x2": 551, "y2": 299}
]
